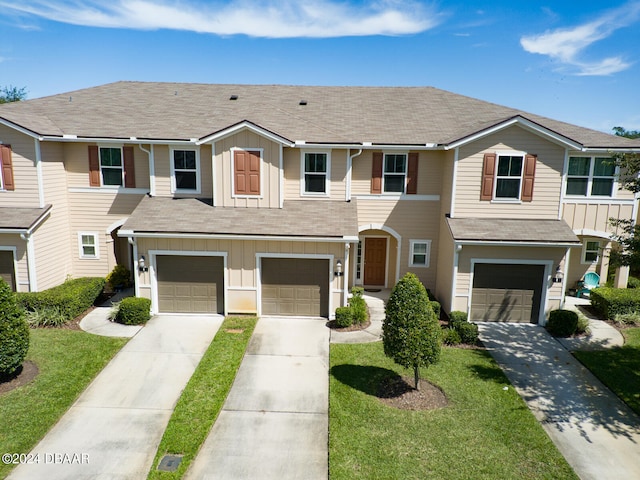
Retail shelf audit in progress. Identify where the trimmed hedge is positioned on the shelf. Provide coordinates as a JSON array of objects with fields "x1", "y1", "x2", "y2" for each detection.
[
  {"x1": 0, "y1": 278, "x2": 29, "y2": 377},
  {"x1": 590, "y1": 287, "x2": 640, "y2": 320},
  {"x1": 17, "y1": 277, "x2": 105, "y2": 322},
  {"x1": 456, "y1": 322, "x2": 479, "y2": 344},
  {"x1": 546, "y1": 309, "x2": 579, "y2": 337},
  {"x1": 449, "y1": 311, "x2": 468, "y2": 324},
  {"x1": 335, "y1": 306, "x2": 353, "y2": 328},
  {"x1": 115, "y1": 297, "x2": 151, "y2": 325}
]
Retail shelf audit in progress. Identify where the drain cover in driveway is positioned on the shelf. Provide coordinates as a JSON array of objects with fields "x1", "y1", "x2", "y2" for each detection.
[{"x1": 158, "y1": 454, "x2": 183, "y2": 471}]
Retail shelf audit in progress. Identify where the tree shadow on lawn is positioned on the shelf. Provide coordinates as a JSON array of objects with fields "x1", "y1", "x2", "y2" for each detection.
[{"x1": 331, "y1": 364, "x2": 402, "y2": 398}]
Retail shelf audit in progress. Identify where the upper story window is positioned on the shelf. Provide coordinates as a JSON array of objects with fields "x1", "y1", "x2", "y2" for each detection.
[
  {"x1": 302, "y1": 152, "x2": 330, "y2": 195},
  {"x1": 100, "y1": 147, "x2": 124, "y2": 186},
  {"x1": 233, "y1": 149, "x2": 261, "y2": 197},
  {"x1": 566, "y1": 156, "x2": 615, "y2": 197},
  {"x1": 88, "y1": 145, "x2": 136, "y2": 188},
  {"x1": 384, "y1": 154, "x2": 407, "y2": 193},
  {"x1": 171, "y1": 149, "x2": 200, "y2": 193},
  {"x1": 480, "y1": 152, "x2": 536, "y2": 202},
  {"x1": 495, "y1": 155, "x2": 523, "y2": 199}
]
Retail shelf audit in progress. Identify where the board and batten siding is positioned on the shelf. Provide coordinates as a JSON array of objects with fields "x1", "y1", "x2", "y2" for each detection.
[
  {"x1": 455, "y1": 126, "x2": 565, "y2": 219},
  {"x1": 214, "y1": 130, "x2": 280, "y2": 208},
  {"x1": 283, "y1": 148, "x2": 348, "y2": 200},
  {"x1": 135, "y1": 237, "x2": 344, "y2": 314},
  {"x1": 562, "y1": 202, "x2": 634, "y2": 234},
  {"x1": 0, "y1": 125, "x2": 39, "y2": 208},
  {"x1": 152, "y1": 144, "x2": 213, "y2": 198}
]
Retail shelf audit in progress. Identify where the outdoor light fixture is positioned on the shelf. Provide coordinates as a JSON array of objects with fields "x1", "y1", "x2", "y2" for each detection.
[
  {"x1": 139, "y1": 255, "x2": 149, "y2": 273},
  {"x1": 553, "y1": 265, "x2": 564, "y2": 284},
  {"x1": 335, "y1": 259, "x2": 343, "y2": 277}
]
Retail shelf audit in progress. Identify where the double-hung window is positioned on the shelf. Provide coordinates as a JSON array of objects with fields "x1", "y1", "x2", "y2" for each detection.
[
  {"x1": 582, "y1": 240, "x2": 600, "y2": 264},
  {"x1": 302, "y1": 152, "x2": 329, "y2": 195},
  {"x1": 495, "y1": 154, "x2": 524, "y2": 199},
  {"x1": 78, "y1": 232, "x2": 99, "y2": 259},
  {"x1": 409, "y1": 240, "x2": 431, "y2": 268},
  {"x1": 172, "y1": 149, "x2": 199, "y2": 193},
  {"x1": 99, "y1": 147, "x2": 123, "y2": 186},
  {"x1": 384, "y1": 154, "x2": 407, "y2": 193},
  {"x1": 566, "y1": 156, "x2": 615, "y2": 197}
]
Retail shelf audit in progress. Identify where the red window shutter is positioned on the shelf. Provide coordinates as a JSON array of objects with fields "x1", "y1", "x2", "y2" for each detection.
[
  {"x1": 521, "y1": 154, "x2": 536, "y2": 202},
  {"x1": 407, "y1": 152, "x2": 419, "y2": 194},
  {"x1": 480, "y1": 153, "x2": 496, "y2": 200},
  {"x1": 123, "y1": 146, "x2": 136, "y2": 188},
  {"x1": 88, "y1": 146, "x2": 100, "y2": 187},
  {"x1": 0, "y1": 145, "x2": 15, "y2": 191},
  {"x1": 371, "y1": 152, "x2": 383, "y2": 194},
  {"x1": 234, "y1": 150, "x2": 260, "y2": 195}
]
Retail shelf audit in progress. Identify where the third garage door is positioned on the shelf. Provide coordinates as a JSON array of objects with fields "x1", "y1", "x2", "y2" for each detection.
[
  {"x1": 261, "y1": 258, "x2": 329, "y2": 317},
  {"x1": 471, "y1": 263, "x2": 545, "y2": 323}
]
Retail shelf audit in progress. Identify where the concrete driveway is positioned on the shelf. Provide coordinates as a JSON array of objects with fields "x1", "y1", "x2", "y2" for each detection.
[
  {"x1": 186, "y1": 316, "x2": 329, "y2": 480},
  {"x1": 479, "y1": 322, "x2": 640, "y2": 480},
  {"x1": 8, "y1": 315, "x2": 223, "y2": 480}
]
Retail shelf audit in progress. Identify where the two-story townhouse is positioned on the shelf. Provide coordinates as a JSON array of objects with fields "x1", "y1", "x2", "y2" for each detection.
[{"x1": 0, "y1": 82, "x2": 637, "y2": 323}]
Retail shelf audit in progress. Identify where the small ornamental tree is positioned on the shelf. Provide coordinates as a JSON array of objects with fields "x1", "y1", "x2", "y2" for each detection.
[
  {"x1": 0, "y1": 278, "x2": 29, "y2": 378},
  {"x1": 382, "y1": 273, "x2": 442, "y2": 390}
]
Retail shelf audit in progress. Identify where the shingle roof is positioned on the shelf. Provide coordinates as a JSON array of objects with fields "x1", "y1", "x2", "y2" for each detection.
[
  {"x1": 0, "y1": 205, "x2": 52, "y2": 230},
  {"x1": 0, "y1": 81, "x2": 637, "y2": 149},
  {"x1": 121, "y1": 196, "x2": 358, "y2": 239},
  {"x1": 447, "y1": 218, "x2": 580, "y2": 244}
]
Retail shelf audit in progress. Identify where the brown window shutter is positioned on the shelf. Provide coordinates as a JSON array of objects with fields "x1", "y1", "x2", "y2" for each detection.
[
  {"x1": 371, "y1": 152, "x2": 383, "y2": 194},
  {"x1": 521, "y1": 154, "x2": 536, "y2": 202},
  {"x1": 123, "y1": 146, "x2": 136, "y2": 188},
  {"x1": 234, "y1": 150, "x2": 261, "y2": 195},
  {"x1": 407, "y1": 152, "x2": 419, "y2": 194},
  {"x1": 480, "y1": 153, "x2": 496, "y2": 200},
  {"x1": 0, "y1": 145, "x2": 15, "y2": 191},
  {"x1": 88, "y1": 146, "x2": 100, "y2": 187}
]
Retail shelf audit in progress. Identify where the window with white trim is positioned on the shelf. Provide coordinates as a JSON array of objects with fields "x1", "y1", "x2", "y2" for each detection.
[
  {"x1": 78, "y1": 233, "x2": 99, "y2": 259},
  {"x1": 171, "y1": 149, "x2": 199, "y2": 192},
  {"x1": 383, "y1": 153, "x2": 407, "y2": 193},
  {"x1": 495, "y1": 154, "x2": 523, "y2": 199},
  {"x1": 582, "y1": 240, "x2": 600, "y2": 264},
  {"x1": 302, "y1": 152, "x2": 329, "y2": 195},
  {"x1": 409, "y1": 240, "x2": 431, "y2": 267},
  {"x1": 99, "y1": 147, "x2": 124, "y2": 186},
  {"x1": 567, "y1": 156, "x2": 615, "y2": 197}
]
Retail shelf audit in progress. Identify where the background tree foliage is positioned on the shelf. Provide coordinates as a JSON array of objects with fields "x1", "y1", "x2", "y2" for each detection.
[{"x1": 0, "y1": 86, "x2": 27, "y2": 104}]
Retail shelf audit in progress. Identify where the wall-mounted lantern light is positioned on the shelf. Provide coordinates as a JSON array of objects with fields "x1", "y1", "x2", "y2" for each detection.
[
  {"x1": 139, "y1": 255, "x2": 149, "y2": 273},
  {"x1": 335, "y1": 259, "x2": 343, "y2": 277},
  {"x1": 553, "y1": 265, "x2": 564, "y2": 284}
]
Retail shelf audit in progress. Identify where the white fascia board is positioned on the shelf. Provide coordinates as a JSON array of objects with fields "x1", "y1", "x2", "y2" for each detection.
[
  {"x1": 457, "y1": 240, "x2": 581, "y2": 248},
  {"x1": 445, "y1": 116, "x2": 584, "y2": 151},
  {"x1": 197, "y1": 121, "x2": 294, "y2": 146},
  {"x1": 0, "y1": 118, "x2": 43, "y2": 140},
  {"x1": 41, "y1": 136, "x2": 195, "y2": 145},
  {"x1": 118, "y1": 230, "x2": 358, "y2": 243},
  {"x1": 299, "y1": 143, "x2": 442, "y2": 150},
  {"x1": 581, "y1": 147, "x2": 640, "y2": 154},
  {"x1": 0, "y1": 228, "x2": 28, "y2": 234}
]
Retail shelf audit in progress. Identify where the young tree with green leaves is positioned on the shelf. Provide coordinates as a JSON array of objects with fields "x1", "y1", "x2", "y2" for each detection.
[
  {"x1": 382, "y1": 273, "x2": 441, "y2": 390},
  {"x1": 0, "y1": 85, "x2": 27, "y2": 104}
]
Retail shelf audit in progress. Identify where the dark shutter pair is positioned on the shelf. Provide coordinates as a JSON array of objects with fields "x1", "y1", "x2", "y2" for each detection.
[
  {"x1": 0, "y1": 145, "x2": 15, "y2": 190},
  {"x1": 88, "y1": 145, "x2": 136, "y2": 188},
  {"x1": 370, "y1": 152, "x2": 419, "y2": 194},
  {"x1": 480, "y1": 153, "x2": 536, "y2": 202}
]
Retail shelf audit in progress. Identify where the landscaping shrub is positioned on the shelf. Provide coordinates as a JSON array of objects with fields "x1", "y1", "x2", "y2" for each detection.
[
  {"x1": 456, "y1": 322, "x2": 479, "y2": 344},
  {"x1": 430, "y1": 301, "x2": 441, "y2": 319},
  {"x1": 613, "y1": 311, "x2": 640, "y2": 327},
  {"x1": 335, "y1": 306, "x2": 353, "y2": 328},
  {"x1": 16, "y1": 277, "x2": 105, "y2": 322},
  {"x1": 114, "y1": 297, "x2": 151, "y2": 325},
  {"x1": 546, "y1": 309, "x2": 579, "y2": 337},
  {"x1": 576, "y1": 314, "x2": 591, "y2": 334},
  {"x1": 628, "y1": 276, "x2": 640, "y2": 289},
  {"x1": 449, "y1": 310, "x2": 468, "y2": 325},
  {"x1": 349, "y1": 287, "x2": 367, "y2": 324},
  {"x1": 25, "y1": 306, "x2": 68, "y2": 328},
  {"x1": 442, "y1": 328, "x2": 461, "y2": 345},
  {"x1": 106, "y1": 264, "x2": 132, "y2": 290},
  {"x1": 0, "y1": 278, "x2": 29, "y2": 377},
  {"x1": 590, "y1": 287, "x2": 640, "y2": 320}
]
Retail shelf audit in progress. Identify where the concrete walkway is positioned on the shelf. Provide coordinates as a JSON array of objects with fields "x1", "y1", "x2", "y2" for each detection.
[
  {"x1": 330, "y1": 289, "x2": 388, "y2": 344},
  {"x1": 79, "y1": 288, "x2": 141, "y2": 338},
  {"x1": 479, "y1": 322, "x2": 640, "y2": 480},
  {"x1": 560, "y1": 295, "x2": 624, "y2": 351},
  {"x1": 8, "y1": 315, "x2": 223, "y2": 480},
  {"x1": 186, "y1": 316, "x2": 329, "y2": 480}
]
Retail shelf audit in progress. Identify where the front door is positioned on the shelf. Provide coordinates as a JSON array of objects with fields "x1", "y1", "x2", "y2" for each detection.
[{"x1": 364, "y1": 237, "x2": 387, "y2": 285}]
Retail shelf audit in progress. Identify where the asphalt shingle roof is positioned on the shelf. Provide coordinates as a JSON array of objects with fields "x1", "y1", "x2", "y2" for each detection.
[
  {"x1": 0, "y1": 205, "x2": 52, "y2": 230},
  {"x1": 0, "y1": 81, "x2": 637, "y2": 149},
  {"x1": 446, "y1": 218, "x2": 580, "y2": 244}
]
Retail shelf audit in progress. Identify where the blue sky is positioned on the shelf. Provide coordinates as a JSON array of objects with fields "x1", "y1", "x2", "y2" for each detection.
[{"x1": 1, "y1": 1, "x2": 639, "y2": 133}]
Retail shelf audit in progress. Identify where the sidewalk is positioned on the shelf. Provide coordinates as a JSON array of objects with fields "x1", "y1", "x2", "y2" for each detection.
[
  {"x1": 330, "y1": 289, "x2": 388, "y2": 343},
  {"x1": 560, "y1": 295, "x2": 624, "y2": 350}
]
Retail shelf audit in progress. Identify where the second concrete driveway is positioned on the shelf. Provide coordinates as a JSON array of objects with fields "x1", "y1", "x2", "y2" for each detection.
[{"x1": 187, "y1": 316, "x2": 329, "y2": 480}]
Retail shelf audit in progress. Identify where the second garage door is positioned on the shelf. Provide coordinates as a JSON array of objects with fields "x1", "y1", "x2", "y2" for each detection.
[
  {"x1": 157, "y1": 255, "x2": 224, "y2": 314},
  {"x1": 471, "y1": 263, "x2": 545, "y2": 323},
  {"x1": 261, "y1": 258, "x2": 329, "y2": 317}
]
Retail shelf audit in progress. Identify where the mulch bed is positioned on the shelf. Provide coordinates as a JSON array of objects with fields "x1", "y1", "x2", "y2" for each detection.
[
  {"x1": 0, "y1": 361, "x2": 39, "y2": 395},
  {"x1": 326, "y1": 319, "x2": 372, "y2": 332},
  {"x1": 378, "y1": 375, "x2": 449, "y2": 410}
]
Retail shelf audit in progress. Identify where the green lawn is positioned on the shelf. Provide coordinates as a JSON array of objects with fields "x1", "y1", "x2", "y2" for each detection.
[
  {"x1": 0, "y1": 329, "x2": 127, "y2": 478},
  {"x1": 330, "y1": 343, "x2": 577, "y2": 480},
  {"x1": 147, "y1": 316, "x2": 257, "y2": 479},
  {"x1": 573, "y1": 327, "x2": 640, "y2": 415}
]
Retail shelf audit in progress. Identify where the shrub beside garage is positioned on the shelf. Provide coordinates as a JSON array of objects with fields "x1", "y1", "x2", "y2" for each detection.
[{"x1": 0, "y1": 278, "x2": 29, "y2": 377}]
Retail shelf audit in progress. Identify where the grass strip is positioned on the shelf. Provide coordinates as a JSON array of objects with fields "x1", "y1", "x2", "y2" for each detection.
[
  {"x1": 147, "y1": 316, "x2": 257, "y2": 479},
  {"x1": 574, "y1": 327, "x2": 640, "y2": 415},
  {"x1": 0, "y1": 329, "x2": 127, "y2": 478},
  {"x1": 330, "y1": 342, "x2": 577, "y2": 480}
]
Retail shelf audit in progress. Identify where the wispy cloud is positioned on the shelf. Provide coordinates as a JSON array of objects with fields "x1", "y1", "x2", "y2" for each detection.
[
  {"x1": 520, "y1": 2, "x2": 640, "y2": 76},
  {"x1": 0, "y1": 0, "x2": 441, "y2": 38}
]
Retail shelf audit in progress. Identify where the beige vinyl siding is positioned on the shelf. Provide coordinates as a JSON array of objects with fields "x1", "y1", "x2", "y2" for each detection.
[
  {"x1": 434, "y1": 217, "x2": 455, "y2": 314},
  {"x1": 68, "y1": 192, "x2": 145, "y2": 277},
  {"x1": 563, "y1": 202, "x2": 634, "y2": 234},
  {"x1": 0, "y1": 125, "x2": 39, "y2": 207},
  {"x1": 135, "y1": 237, "x2": 344, "y2": 315},
  {"x1": 357, "y1": 199, "x2": 441, "y2": 289},
  {"x1": 0, "y1": 235, "x2": 27, "y2": 291},
  {"x1": 153, "y1": 144, "x2": 212, "y2": 197},
  {"x1": 455, "y1": 126, "x2": 564, "y2": 218},
  {"x1": 214, "y1": 130, "x2": 280, "y2": 208},
  {"x1": 283, "y1": 148, "x2": 348, "y2": 200}
]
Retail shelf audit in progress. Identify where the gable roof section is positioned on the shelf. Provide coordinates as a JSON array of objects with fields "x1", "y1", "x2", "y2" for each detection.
[
  {"x1": 0, "y1": 205, "x2": 52, "y2": 233},
  {"x1": 0, "y1": 81, "x2": 638, "y2": 150}
]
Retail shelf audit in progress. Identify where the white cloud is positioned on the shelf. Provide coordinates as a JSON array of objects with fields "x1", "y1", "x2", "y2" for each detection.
[
  {"x1": 0, "y1": 0, "x2": 441, "y2": 38},
  {"x1": 520, "y1": 2, "x2": 640, "y2": 76}
]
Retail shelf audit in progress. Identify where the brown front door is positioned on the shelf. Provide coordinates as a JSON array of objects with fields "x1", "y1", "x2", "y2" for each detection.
[{"x1": 364, "y1": 238, "x2": 387, "y2": 285}]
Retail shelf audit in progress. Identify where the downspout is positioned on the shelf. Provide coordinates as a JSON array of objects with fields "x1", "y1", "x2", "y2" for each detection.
[
  {"x1": 346, "y1": 149, "x2": 362, "y2": 202},
  {"x1": 139, "y1": 145, "x2": 155, "y2": 196},
  {"x1": 34, "y1": 139, "x2": 45, "y2": 208},
  {"x1": 343, "y1": 242, "x2": 350, "y2": 306},
  {"x1": 450, "y1": 147, "x2": 459, "y2": 218},
  {"x1": 129, "y1": 237, "x2": 140, "y2": 298},
  {"x1": 560, "y1": 247, "x2": 571, "y2": 309},
  {"x1": 20, "y1": 233, "x2": 38, "y2": 291},
  {"x1": 451, "y1": 242, "x2": 461, "y2": 313},
  {"x1": 279, "y1": 144, "x2": 284, "y2": 208},
  {"x1": 212, "y1": 142, "x2": 218, "y2": 207}
]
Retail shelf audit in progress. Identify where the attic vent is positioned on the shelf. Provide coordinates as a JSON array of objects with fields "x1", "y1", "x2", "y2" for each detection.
[
  {"x1": 69, "y1": 96, "x2": 72, "y2": 102},
  {"x1": 174, "y1": 91, "x2": 178, "y2": 96},
  {"x1": 230, "y1": 95, "x2": 238, "y2": 100},
  {"x1": 299, "y1": 100, "x2": 307, "y2": 105}
]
